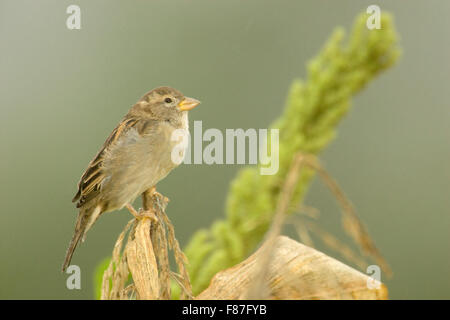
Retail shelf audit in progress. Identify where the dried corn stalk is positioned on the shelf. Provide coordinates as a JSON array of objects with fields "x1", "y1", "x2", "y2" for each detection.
[
  {"x1": 101, "y1": 190, "x2": 192, "y2": 300},
  {"x1": 197, "y1": 236, "x2": 388, "y2": 300}
]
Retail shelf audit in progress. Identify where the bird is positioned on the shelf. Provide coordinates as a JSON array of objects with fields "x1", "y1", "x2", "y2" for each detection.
[{"x1": 62, "y1": 86, "x2": 200, "y2": 272}]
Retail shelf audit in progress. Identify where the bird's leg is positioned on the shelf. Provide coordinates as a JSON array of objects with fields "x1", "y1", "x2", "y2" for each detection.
[
  {"x1": 125, "y1": 200, "x2": 157, "y2": 222},
  {"x1": 126, "y1": 187, "x2": 168, "y2": 221},
  {"x1": 125, "y1": 203, "x2": 141, "y2": 219},
  {"x1": 147, "y1": 186, "x2": 166, "y2": 203},
  {"x1": 139, "y1": 187, "x2": 160, "y2": 222},
  {"x1": 149, "y1": 186, "x2": 169, "y2": 213}
]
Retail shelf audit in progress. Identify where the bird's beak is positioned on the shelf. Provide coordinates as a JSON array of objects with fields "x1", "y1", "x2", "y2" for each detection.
[{"x1": 177, "y1": 97, "x2": 201, "y2": 111}]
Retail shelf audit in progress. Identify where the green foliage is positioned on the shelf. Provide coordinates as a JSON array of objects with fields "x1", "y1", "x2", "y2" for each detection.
[
  {"x1": 183, "y1": 12, "x2": 400, "y2": 296},
  {"x1": 93, "y1": 257, "x2": 111, "y2": 299}
]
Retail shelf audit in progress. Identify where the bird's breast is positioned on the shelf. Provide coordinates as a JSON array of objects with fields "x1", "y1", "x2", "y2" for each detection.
[{"x1": 101, "y1": 117, "x2": 189, "y2": 210}]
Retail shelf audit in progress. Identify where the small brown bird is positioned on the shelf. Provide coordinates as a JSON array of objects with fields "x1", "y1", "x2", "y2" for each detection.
[{"x1": 62, "y1": 86, "x2": 200, "y2": 271}]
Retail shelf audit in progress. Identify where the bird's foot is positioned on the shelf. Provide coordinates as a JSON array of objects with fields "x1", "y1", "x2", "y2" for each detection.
[
  {"x1": 148, "y1": 187, "x2": 169, "y2": 203},
  {"x1": 146, "y1": 187, "x2": 169, "y2": 211},
  {"x1": 152, "y1": 191, "x2": 169, "y2": 206},
  {"x1": 125, "y1": 204, "x2": 158, "y2": 223},
  {"x1": 138, "y1": 208, "x2": 159, "y2": 222}
]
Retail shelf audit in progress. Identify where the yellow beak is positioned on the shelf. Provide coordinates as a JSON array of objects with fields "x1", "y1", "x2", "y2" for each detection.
[{"x1": 177, "y1": 97, "x2": 201, "y2": 111}]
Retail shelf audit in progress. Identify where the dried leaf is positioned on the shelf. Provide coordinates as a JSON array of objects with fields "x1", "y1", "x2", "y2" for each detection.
[
  {"x1": 197, "y1": 236, "x2": 388, "y2": 300},
  {"x1": 125, "y1": 218, "x2": 160, "y2": 300},
  {"x1": 100, "y1": 189, "x2": 192, "y2": 300}
]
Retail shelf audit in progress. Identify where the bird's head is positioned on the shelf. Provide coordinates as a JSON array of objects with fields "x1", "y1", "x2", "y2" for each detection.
[{"x1": 130, "y1": 86, "x2": 200, "y2": 122}]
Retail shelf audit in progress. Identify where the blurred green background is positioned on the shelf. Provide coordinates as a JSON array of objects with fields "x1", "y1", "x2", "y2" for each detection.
[{"x1": 1, "y1": 0, "x2": 449, "y2": 299}]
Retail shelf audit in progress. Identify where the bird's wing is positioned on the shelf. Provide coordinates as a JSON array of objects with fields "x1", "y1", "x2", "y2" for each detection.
[{"x1": 72, "y1": 117, "x2": 142, "y2": 208}]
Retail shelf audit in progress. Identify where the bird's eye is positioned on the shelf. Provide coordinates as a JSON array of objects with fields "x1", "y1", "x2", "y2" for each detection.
[{"x1": 164, "y1": 97, "x2": 173, "y2": 104}]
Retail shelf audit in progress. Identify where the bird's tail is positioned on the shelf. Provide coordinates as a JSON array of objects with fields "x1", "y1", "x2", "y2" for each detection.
[{"x1": 62, "y1": 206, "x2": 101, "y2": 272}]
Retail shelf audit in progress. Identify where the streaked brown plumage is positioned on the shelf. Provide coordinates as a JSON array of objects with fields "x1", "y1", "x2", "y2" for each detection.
[{"x1": 62, "y1": 86, "x2": 200, "y2": 271}]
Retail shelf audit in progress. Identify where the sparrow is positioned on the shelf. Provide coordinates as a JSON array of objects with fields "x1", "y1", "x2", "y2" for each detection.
[{"x1": 62, "y1": 86, "x2": 200, "y2": 272}]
